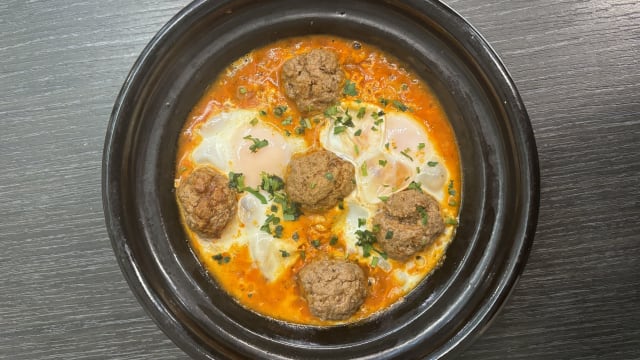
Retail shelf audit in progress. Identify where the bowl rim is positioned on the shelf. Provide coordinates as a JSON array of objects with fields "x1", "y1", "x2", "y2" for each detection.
[{"x1": 103, "y1": 0, "x2": 540, "y2": 358}]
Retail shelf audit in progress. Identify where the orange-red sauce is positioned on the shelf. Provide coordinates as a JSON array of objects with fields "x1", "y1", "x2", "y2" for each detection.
[{"x1": 175, "y1": 35, "x2": 461, "y2": 325}]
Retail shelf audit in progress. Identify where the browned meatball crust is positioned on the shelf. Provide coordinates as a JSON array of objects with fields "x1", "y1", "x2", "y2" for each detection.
[
  {"x1": 177, "y1": 166, "x2": 237, "y2": 238},
  {"x1": 297, "y1": 259, "x2": 367, "y2": 320},
  {"x1": 281, "y1": 49, "x2": 344, "y2": 114},
  {"x1": 373, "y1": 189, "x2": 444, "y2": 261},
  {"x1": 285, "y1": 150, "x2": 355, "y2": 212}
]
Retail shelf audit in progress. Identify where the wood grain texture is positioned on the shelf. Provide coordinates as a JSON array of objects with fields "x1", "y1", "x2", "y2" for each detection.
[{"x1": 1, "y1": 0, "x2": 638, "y2": 359}]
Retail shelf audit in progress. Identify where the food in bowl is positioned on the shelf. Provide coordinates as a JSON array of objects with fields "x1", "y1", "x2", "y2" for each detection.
[{"x1": 174, "y1": 35, "x2": 461, "y2": 325}]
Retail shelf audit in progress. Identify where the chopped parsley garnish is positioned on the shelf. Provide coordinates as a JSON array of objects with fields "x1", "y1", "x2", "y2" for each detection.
[
  {"x1": 378, "y1": 196, "x2": 389, "y2": 202},
  {"x1": 270, "y1": 205, "x2": 278, "y2": 212},
  {"x1": 260, "y1": 173, "x2": 284, "y2": 195},
  {"x1": 212, "y1": 253, "x2": 231, "y2": 265},
  {"x1": 274, "y1": 225, "x2": 284, "y2": 238},
  {"x1": 299, "y1": 250, "x2": 306, "y2": 260},
  {"x1": 343, "y1": 79, "x2": 358, "y2": 96},
  {"x1": 292, "y1": 232, "x2": 299, "y2": 241},
  {"x1": 445, "y1": 217, "x2": 459, "y2": 225},
  {"x1": 259, "y1": 110, "x2": 267, "y2": 116},
  {"x1": 384, "y1": 142, "x2": 390, "y2": 150},
  {"x1": 228, "y1": 172, "x2": 267, "y2": 204},
  {"x1": 449, "y1": 199, "x2": 458, "y2": 206},
  {"x1": 418, "y1": 143, "x2": 426, "y2": 150},
  {"x1": 354, "y1": 229, "x2": 387, "y2": 258},
  {"x1": 330, "y1": 235, "x2": 338, "y2": 246},
  {"x1": 239, "y1": 86, "x2": 247, "y2": 94},
  {"x1": 360, "y1": 162, "x2": 368, "y2": 176},
  {"x1": 260, "y1": 214, "x2": 280, "y2": 234},
  {"x1": 250, "y1": 117, "x2": 258, "y2": 126},
  {"x1": 417, "y1": 206, "x2": 428, "y2": 225},
  {"x1": 371, "y1": 126, "x2": 378, "y2": 131},
  {"x1": 357, "y1": 107, "x2": 366, "y2": 119},
  {"x1": 311, "y1": 239, "x2": 321, "y2": 248},
  {"x1": 379, "y1": 98, "x2": 390, "y2": 106},
  {"x1": 338, "y1": 200, "x2": 345, "y2": 210},
  {"x1": 407, "y1": 181, "x2": 422, "y2": 192},
  {"x1": 401, "y1": 83, "x2": 409, "y2": 91},
  {"x1": 310, "y1": 182, "x2": 317, "y2": 189},
  {"x1": 279, "y1": 250, "x2": 290, "y2": 257},
  {"x1": 372, "y1": 224, "x2": 381, "y2": 233},
  {"x1": 358, "y1": 218, "x2": 367, "y2": 227},
  {"x1": 378, "y1": 159, "x2": 387, "y2": 167},
  {"x1": 273, "y1": 105, "x2": 287, "y2": 117},
  {"x1": 354, "y1": 129, "x2": 362, "y2": 136},
  {"x1": 400, "y1": 149, "x2": 414, "y2": 161},
  {"x1": 428, "y1": 161, "x2": 439, "y2": 167},
  {"x1": 324, "y1": 105, "x2": 339, "y2": 117},
  {"x1": 281, "y1": 116, "x2": 293, "y2": 125},
  {"x1": 448, "y1": 180, "x2": 456, "y2": 196},
  {"x1": 385, "y1": 230, "x2": 394, "y2": 239},
  {"x1": 325, "y1": 172, "x2": 334, "y2": 181},
  {"x1": 243, "y1": 135, "x2": 269, "y2": 153},
  {"x1": 371, "y1": 256, "x2": 379, "y2": 267},
  {"x1": 392, "y1": 100, "x2": 408, "y2": 111},
  {"x1": 374, "y1": 117, "x2": 384, "y2": 126},
  {"x1": 334, "y1": 125, "x2": 347, "y2": 135}
]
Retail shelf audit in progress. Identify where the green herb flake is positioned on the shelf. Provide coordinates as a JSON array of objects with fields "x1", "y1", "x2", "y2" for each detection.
[
  {"x1": 407, "y1": 181, "x2": 422, "y2": 192},
  {"x1": 354, "y1": 144, "x2": 360, "y2": 155},
  {"x1": 445, "y1": 217, "x2": 459, "y2": 226},
  {"x1": 279, "y1": 249, "x2": 290, "y2": 257},
  {"x1": 401, "y1": 83, "x2": 409, "y2": 91},
  {"x1": 310, "y1": 182, "x2": 317, "y2": 189},
  {"x1": 334, "y1": 125, "x2": 347, "y2": 135},
  {"x1": 379, "y1": 159, "x2": 388, "y2": 167},
  {"x1": 400, "y1": 149, "x2": 414, "y2": 161},
  {"x1": 274, "y1": 225, "x2": 284, "y2": 238},
  {"x1": 449, "y1": 199, "x2": 458, "y2": 206},
  {"x1": 385, "y1": 142, "x2": 390, "y2": 150},
  {"x1": 358, "y1": 218, "x2": 367, "y2": 228},
  {"x1": 259, "y1": 110, "x2": 267, "y2": 116},
  {"x1": 299, "y1": 250, "x2": 306, "y2": 260},
  {"x1": 294, "y1": 126, "x2": 305, "y2": 135},
  {"x1": 374, "y1": 117, "x2": 384, "y2": 126},
  {"x1": 371, "y1": 256, "x2": 379, "y2": 267},
  {"x1": 417, "y1": 206, "x2": 428, "y2": 226},
  {"x1": 270, "y1": 205, "x2": 278, "y2": 212},
  {"x1": 239, "y1": 86, "x2": 247, "y2": 94},
  {"x1": 385, "y1": 230, "x2": 394, "y2": 240},
  {"x1": 311, "y1": 239, "x2": 321, "y2": 248},
  {"x1": 428, "y1": 161, "x2": 439, "y2": 167},
  {"x1": 273, "y1": 105, "x2": 288, "y2": 117},
  {"x1": 379, "y1": 98, "x2": 390, "y2": 106},
  {"x1": 378, "y1": 196, "x2": 389, "y2": 202},
  {"x1": 281, "y1": 116, "x2": 293, "y2": 126},
  {"x1": 325, "y1": 173, "x2": 334, "y2": 181},
  {"x1": 372, "y1": 224, "x2": 381, "y2": 233},
  {"x1": 212, "y1": 253, "x2": 231, "y2": 265},
  {"x1": 343, "y1": 79, "x2": 358, "y2": 96},
  {"x1": 448, "y1": 180, "x2": 456, "y2": 196},
  {"x1": 292, "y1": 232, "x2": 299, "y2": 241},
  {"x1": 338, "y1": 200, "x2": 345, "y2": 210},
  {"x1": 417, "y1": 143, "x2": 426, "y2": 150},
  {"x1": 392, "y1": 100, "x2": 408, "y2": 111},
  {"x1": 324, "y1": 105, "x2": 339, "y2": 117},
  {"x1": 330, "y1": 235, "x2": 338, "y2": 246},
  {"x1": 243, "y1": 135, "x2": 269, "y2": 153},
  {"x1": 360, "y1": 162, "x2": 368, "y2": 177},
  {"x1": 353, "y1": 129, "x2": 362, "y2": 137},
  {"x1": 250, "y1": 117, "x2": 258, "y2": 126},
  {"x1": 357, "y1": 107, "x2": 366, "y2": 119},
  {"x1": 260, "y1": 173, "x2": 285, "y2": 195}
]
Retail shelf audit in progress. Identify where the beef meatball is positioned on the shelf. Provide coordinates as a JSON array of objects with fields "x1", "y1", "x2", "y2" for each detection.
[
  {"x1": 177, "y1": 166, "x2": 237, "y2": 238},
  {"x1": 297, "y1": 259, "x2": 367, "y2": 320},
  {"x1": 281, "y1": 49, "x2": 344, "y2": 114},
  {"x1": 373, "y1": 189, "x2": 444, "y2": 261},
  {"x1": 285, "y1": 150, "x2": 355, "y2": 212}
]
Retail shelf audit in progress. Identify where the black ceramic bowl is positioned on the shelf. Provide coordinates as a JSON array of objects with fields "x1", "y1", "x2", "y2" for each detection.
[{"x1": 103, "y1": 0, "x2": 539, "y2": 358}]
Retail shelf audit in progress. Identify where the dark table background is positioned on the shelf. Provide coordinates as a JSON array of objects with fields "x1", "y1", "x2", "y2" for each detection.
[{"x1": 1, "y1": 0, "x2": 639, "y2": 359}]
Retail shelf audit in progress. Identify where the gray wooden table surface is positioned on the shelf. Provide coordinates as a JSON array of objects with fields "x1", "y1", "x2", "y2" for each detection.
[{"x1": 1, "y1": 0, "x2": 639, "y2": 359}]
